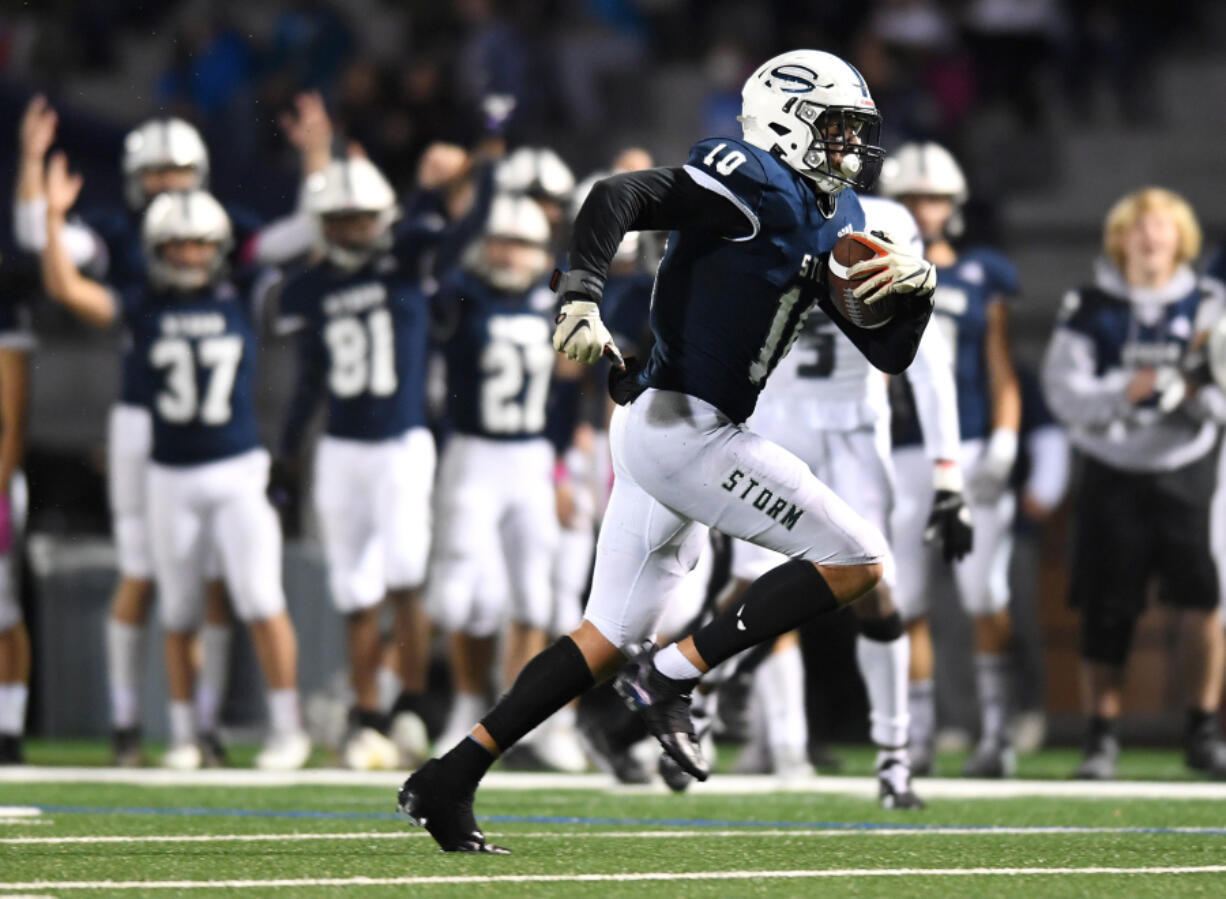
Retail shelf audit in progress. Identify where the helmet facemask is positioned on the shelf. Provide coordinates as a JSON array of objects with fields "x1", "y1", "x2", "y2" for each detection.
[
  {"x1": 790, "y1": 101, "x2": 884, "y2": 194},
  {"x1": 149, "y1": 239, "x2": 227, "y2": 292},
  {"x1": 320, "y1": 209, "x2": 395, "y2": 272}
]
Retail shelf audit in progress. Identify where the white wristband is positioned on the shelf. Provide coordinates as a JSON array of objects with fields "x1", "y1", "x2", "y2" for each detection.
[
  {"x1": 985, "y1": 427, "x2": 1020, "y2": 469},
  {"x1": 933, "y1": 461, "x2": 964, "y2": 493}
]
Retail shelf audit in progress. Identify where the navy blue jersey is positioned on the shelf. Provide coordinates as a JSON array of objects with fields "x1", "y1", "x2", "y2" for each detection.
[
  {"x1": 637, "y1": 138, "x2": 864, "y2": 423},
  {"x1": 436, "y1": 269, "x2": 558, "y2": 440},
  {"x1": 118, "y1": 278, "x2": 263, "y2": 466},
  {"x1": 0, "y1": 255, "x2": 38, "y2": 351},
  {"x1": 1061, "y1": 282, "x2": 1203, "y2": 395},
  {"x1": 603, "y1": 270, "x2": 656, "y2": 357},
  {"x1": 893, "y1": 246, "x2": 1019, "y2": 447},
  {"x1": 278, "y1": 252, "x2": 432, "y2": 443},
  {"x1": 80, "y1": 203, "x2": 263, "y2": 406}
]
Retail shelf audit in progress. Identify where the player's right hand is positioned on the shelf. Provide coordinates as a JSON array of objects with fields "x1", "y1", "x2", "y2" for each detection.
[
  {"x1": 20, "y1": 94, "x2": 57, "y2": 161},
  {"x1": 44, "y1": 152, "x2": 82, "y2": 216},
  {"x1": 553, "y1": 300, "x2": 621, "y2": 366},
  {"x1": 924, "y1": 462, "x2": 973, "y2": 563}
]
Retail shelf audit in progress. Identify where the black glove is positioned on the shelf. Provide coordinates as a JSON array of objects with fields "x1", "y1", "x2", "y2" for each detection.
[
  {"x1": 924, "y1": 489, "x2": 973, "y2": 564},
  {"x1": 267, "y1": 457, "x2": 302, "y2": 537}
]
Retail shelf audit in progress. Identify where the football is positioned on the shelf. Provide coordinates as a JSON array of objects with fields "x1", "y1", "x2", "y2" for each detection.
[{"x1": 827, "y1": 233, "x2": 897, "y2": 329}]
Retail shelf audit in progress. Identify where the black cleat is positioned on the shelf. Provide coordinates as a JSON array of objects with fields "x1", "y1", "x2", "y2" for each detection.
[
  {"x1": 613, "y1": 656, "x2": 709, "y2": 781},
  {"x1": 575, "y1": 715, "x2": 651, "y2": 785},
  {"x1": 111, "y1": 726, "x2": 146, "y2": 768},
  {"x1": 1185, "y1": 727, "x2": 1226, "y2": 779},
  {"x1": 199, "y1": 732, "x2": 228, "y2": 768},
  {"x1": 658, "y1": 751, "x2": 694, "y2": 792},
  {"x1": 397, "y1": 759, "x2": 510, "y2": 854},
  {"x1": 877, "y1": 757, "x2": 925, "y2": 810},
  {"x1": 0, "y1": 735, "x2": 23, "y2": 765}
]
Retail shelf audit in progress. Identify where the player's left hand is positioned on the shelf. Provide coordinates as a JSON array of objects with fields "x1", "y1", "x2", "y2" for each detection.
[
  {"x1": 847, "y1": 232, "x2": 936, "y2": 305},
  {"x1": 553, "y1": 300, "x2": 622, "y2": 365},
  {"x1": 924, "y1": 463, "x2": 973, "y2": 563},
  {"x1": 551, "y1": 268, "x2": 624, "y2": 366},
  {"x1": 966, "y1": 428, "x2": 1018, "y2": 505}
]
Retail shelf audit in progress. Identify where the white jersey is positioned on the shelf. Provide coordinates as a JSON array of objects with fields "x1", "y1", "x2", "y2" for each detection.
[{"x1": 752, "y1": 196, "x2": 960, "y2": 461}]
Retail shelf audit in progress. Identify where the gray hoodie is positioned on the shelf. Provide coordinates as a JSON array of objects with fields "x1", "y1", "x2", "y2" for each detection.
[{"x1": 1042, "y1": 258, "x2": 1226, "y2": 473}]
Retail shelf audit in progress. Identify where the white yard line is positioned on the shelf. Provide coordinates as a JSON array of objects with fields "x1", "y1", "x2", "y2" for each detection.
[
  {"x1": 5, "y1": 825, "x2": 1226, "y2": 846},
  {"x1": 0, "y1": 807, "x2": 41, "y2": 817},
  {"x1": 4, "y1": 866, "x2": 1226, "y2": 890},
  {"x1": 5, "y1": 767, "x2": 1226, "y2": 800}
]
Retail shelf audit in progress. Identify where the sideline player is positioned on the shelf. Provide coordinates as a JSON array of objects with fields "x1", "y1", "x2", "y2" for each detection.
[
  {"x1": 880, "y1": 143, "x2": 1022, "y2": 777},
  {"x1": 720, "y1": 193, "x2": 966, "y2": 805},
  {"x1": 275, "y1": 156, "x2": 440, "y2": 769},
  {"x1": 427, "y1": 194, "x2": 576, "y2": 761},
  {"x1": 399, "y1": 49, "x2": 936, "y2": 852},
  {"x1": 40, "y1": 156, "x2": 311, "y2": 770},
  {"x1": 14, "y1": 94, "x2": 329, "y2": 764}
]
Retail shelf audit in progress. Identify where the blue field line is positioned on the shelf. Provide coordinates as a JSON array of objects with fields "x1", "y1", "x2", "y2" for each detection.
[{"x1": 29, "y1": 804, "x2": 1226, "y2": 835}]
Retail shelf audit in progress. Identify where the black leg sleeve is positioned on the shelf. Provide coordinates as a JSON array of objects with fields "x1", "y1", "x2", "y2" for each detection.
[
  {"x1": 692, "y1": 560, "x2": 839, "y2": 670},
  {"x1": 480, "y1": 636, "x2": 596, "y2": 752}
]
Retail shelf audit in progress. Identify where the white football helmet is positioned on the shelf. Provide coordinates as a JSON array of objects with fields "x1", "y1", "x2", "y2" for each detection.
[
  {"x1": 877, "y1": 141, "x2": 968, "y2": 203},
  {"x1": 495, "y1": 146, "x2": 576, "y2": 205},
  {"x1": 122, "y1": 118, "x2": 210, "y2": 210},
  {"x1": 465, "y1": 193, "x2": 552, "y2": 292},
  {"x1": 142, "y1": 190, "x2": 232, "y2": 291},
  {"x1": 739, "y1": 49, "x2": 884, "y2": 195},
  {"x1": 305, "y1": 157, "x2": 398, "y2": 269}
]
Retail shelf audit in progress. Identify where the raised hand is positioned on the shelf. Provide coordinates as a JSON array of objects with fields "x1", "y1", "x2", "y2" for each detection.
[
  {"x1": 45, "y1": 151, "x2": 83, "y2": 216},
  {"x1": 20, "y1": 94, "x2": 58, "y2": 162},
  {"x1": 280, "y1": 91, "x2": 333, "y2": 171}
]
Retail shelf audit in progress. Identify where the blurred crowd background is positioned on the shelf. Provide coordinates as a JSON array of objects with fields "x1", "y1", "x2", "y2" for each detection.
[{"x1": 3, "y1": 0, "x2": 1226, "y2": 754}]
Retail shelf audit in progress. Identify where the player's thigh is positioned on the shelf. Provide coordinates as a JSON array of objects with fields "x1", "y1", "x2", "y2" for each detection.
[
  {"x1": 426, "y1": 439, "x2": 502, "y2": 632},
  {"x1": 501, "y1": 441, "x2": 559, "y2": 631},
  {"x1": 313, "y1": 437, "x2": 384, "y2": 614},
  {"x1": 730, "y1": 538, "x2": 787, "y2": 583},
  {"x1": 376, "y1": 428, "x2": 436, "y2": 593},
  {"x1": 824, "y1": 427, "x2": 896, "y2": 584},
  {"x1": 147, "y1": 465, "x2": 207, "y2": 632},
  {"x1": 584, "y1": 464, "x2": 707, "y2": 655},
  {"x1": 552, "y1": 523, "x2": 595, "y2": 636},
  {"x1": 108, "y1": 404, "x2": 154, "y2": 579},
  {"x1": 888, "y1": 445, "x2": 933, "y2": 621},
  {"x1": 655, "y1": 528, "x2": 715, "y2": 641},
  {"x1": 954, "y1": 490, "x2": 1017, "y2": 616},
  {"x1": 1155, "y1": 478, "x2": 1219, "y2": 614},
  {"x1": 211, "y1": 452, "x2": 286, "y2": 623},
  {"x1": 619, "y1": 391, "x2": 887, "y2": 567},
  {"x1": 1068, "y1": 459, "x2": 1153, "y2": 628}
]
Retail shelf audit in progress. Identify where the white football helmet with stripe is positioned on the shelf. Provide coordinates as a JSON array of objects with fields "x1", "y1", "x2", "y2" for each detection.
[
  {"x1": 739, "y1": 49, "x2": 884, "y2": 195},
  {"x1": 142, "y1": 190, "x2": 232, "y2": 291},
  {"x1": 122, "y1": 118, "x2": 209, "y2": 210}
]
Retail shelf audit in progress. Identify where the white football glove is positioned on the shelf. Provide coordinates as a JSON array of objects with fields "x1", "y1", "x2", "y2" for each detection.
[
  {"x1": 553, "y1": 300, "x2": 623, "y2": 366},
  {"x1": 847, "y1": 231, "x2": 937, "y2": 305},
  {"x1": 966, "y1": 428, "x2": 1019, "y2": 506}
]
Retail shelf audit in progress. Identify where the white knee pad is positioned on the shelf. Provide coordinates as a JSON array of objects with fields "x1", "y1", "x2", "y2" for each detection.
[{"x1": 0, "y1": 559, "x2": 20, "y2": 632}]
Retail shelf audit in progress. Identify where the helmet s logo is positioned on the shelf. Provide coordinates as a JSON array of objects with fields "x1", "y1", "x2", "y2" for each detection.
[{"x1": 767, "y1": 64, "x2": 825, "y2": 94}]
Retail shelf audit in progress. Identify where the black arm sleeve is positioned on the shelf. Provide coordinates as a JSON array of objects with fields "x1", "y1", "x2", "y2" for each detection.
[
  {"x1": 568, "y1": 167, "x2": 753, "y2": 285},
  {"x1": 816, "y1": 291, "x2": 935, "y2": 376}
]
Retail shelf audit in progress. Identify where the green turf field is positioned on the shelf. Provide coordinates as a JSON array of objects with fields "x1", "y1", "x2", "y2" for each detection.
[{"x1": 3, "y1": 741, "x2": 1226, "y2": 896}]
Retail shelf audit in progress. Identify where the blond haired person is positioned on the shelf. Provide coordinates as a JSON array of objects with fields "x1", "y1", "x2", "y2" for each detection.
[{"x1": 1043, "y1": 188, "x2": 1226, "y2": 779}]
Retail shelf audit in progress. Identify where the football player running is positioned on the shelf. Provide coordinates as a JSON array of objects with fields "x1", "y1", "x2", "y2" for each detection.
[
  {"x1": 39, "y1": 155, "x2": 311, "y2": 770},
  {"x1": 274, "y1": 156, "x2": 438, "y2": 770},
  {"x1": 399, "y1": 49, "x2": 936, "y2": 853},
  {"x1": 14, "y1": 94, "x2": 330, "y2": 766},
  {"x1": 880, "y1": 142, "x2": 1023, "y2": 777},
  {"x1": 722, "y1": 193, "x2": 967, "y2": 806}
]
